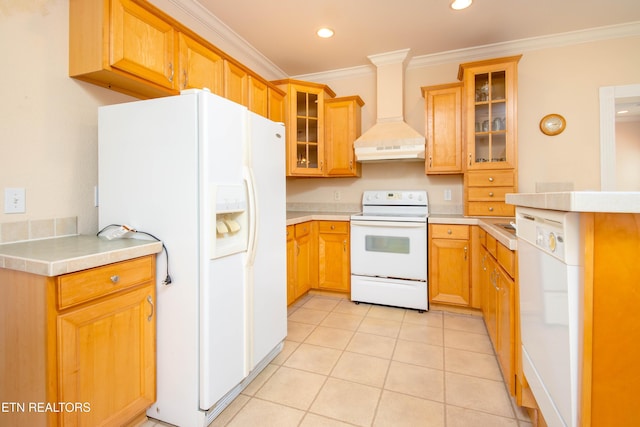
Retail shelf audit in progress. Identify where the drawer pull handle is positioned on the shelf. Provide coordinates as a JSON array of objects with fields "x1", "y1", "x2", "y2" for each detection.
[
  {"x1": 488, "y1": 207, "x2": 494, "y2": 212},
  {"x1": 147, "y1": 295, "x2": 154, "y2": 322},
  {"x1": 447, "y1": 229, "x2": 452, "y2": 234},
  {"x1": 488, "y1": 177, "x2": 494, "y2": 182},
  {"x1": 331, "y1": 225, "x2": 335, "y2": 230},
  {"x1": 489, "y1": 192, "x2": 494, "y2": 197},
  {"x1": 110, "y1": 275, "x2": 120, "y2": 284}
]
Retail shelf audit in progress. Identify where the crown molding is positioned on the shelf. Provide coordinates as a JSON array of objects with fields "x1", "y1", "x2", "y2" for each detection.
[
  {"x1": 159, "y1": 0, "x2": 287, "y2": 79},
  {"x1": 409, "y1": 20, "x2": 640, "y2": 70},
  {"x1": 154, "y1": 2, "x2": 640, "y2": 82},
  {"x1": 295, "y1": 21, "x2": 640, "y2": 82}
]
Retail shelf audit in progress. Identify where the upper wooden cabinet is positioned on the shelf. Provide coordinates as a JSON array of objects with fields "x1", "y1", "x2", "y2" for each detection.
[
  {"x1": 273, "y1": 79, "x2": 363, "y2": 178},
  {"x1": 458, "y1": 56, "x2": 521, "y2": 170},
  {"x1": 178, "y1": 32, "x2": 224, "y2": 95},
  {"x1": 224, "y1": 60, "x2": 248, "y2": 107},
  {"x1": 69, "y1": 0, "x2": 284, "y2": 119},
  {"x1": 70, "y1": 0, "x2": 177, "y2": 98},
  {"x1": 421, "y1": 83, "x2": 463, "y2": 174},
  {"x1": 268, "y1": 87, "x2": 285, "y2": 123},
  {"x1": 273, "y1": 79, "x2": 336, "y2": 176},
  {"x1": 324, "y1": 96, "x2": 364, "y2": 177}
]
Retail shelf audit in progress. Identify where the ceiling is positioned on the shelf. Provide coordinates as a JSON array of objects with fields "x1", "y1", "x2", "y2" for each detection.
[{"x1": 196, "y1": 0, "x2": 640, "y2": 77}]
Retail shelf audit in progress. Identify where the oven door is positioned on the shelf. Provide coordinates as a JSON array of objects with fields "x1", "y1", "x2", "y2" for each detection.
[{"x1": 350, "y1": 219, "x2": 427, "y2": 281}]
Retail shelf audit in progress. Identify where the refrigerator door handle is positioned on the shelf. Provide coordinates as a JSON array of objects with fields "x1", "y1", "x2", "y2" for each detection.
[{"x1": 244, "y1": 166, "x2": 258, "y2": 267}]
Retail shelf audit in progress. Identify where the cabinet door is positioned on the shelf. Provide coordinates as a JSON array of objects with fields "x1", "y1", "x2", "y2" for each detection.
[
  {"x1": 460, "y1": 56, "x2": 520, "y2": 170},
  {"x1": 484, "y1": 256, "x2": 499, "y2": 347},
  {"x1": 248, "y1": 76, "x2": 269, "y2": 117},
  {"x1": 318, "y1": 223, "x2": 350, "y2": 292},
  {"x1": 224, "y1": 60, "x2": 248, "y2": 106},
  {"x1": 286, "y1": 226, "x2": 296, "y2": 305},
  {"x1": 110, "y1": 0, "x2": 176, "y2": 90},
  {"x1": 429, "y1": 238, "x2": 470, "y2": 305},
  {"x1": 285, "y1": 84, "x2": 326, "y2": 176},
  {"x1": 178, "y1": 32, "x2": 224, "y2": 94},
  {"x1": 497, "y1": 267, "x2": 515, "y2": 394},
  {"x1": 324, "y1": 97, "x2": 363, "y2": 177},
  {"x1": 423, "y1": 83, "x2": 463, "y2": 174},
  {"x1": 294, "y1": 223, "x2": 314, "y2": 298},
  {"x1": 268, "y1": 87, "x2": 285, "y2": 123},
  {"x1": 57, "y1": 285, "x2": 155, "y2": 426}
]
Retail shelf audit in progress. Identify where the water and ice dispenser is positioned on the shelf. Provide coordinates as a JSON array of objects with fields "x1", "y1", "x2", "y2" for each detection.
[{"x1": 211, "y1": 184, "x2": 248, "y2": 259}]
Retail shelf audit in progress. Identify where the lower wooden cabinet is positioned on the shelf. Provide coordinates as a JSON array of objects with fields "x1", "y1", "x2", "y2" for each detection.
[
  {"x1": 286, "y1": 220, "x2": 350, "y2": 304},
  {"x1": 479, "y1": 229, "x2": 516, "y2": 395},
  {"x1": 286, "y1": 222, "x2": 318, "y2": 304},
  {"x1": 0, "y1": 255, "x2": 156, "y2": 427},
  {"x1": 429, "y1": 224, "x2": 471, "y2": 306},
  {"x1": 317, "y1": 221, "x2": 350, "y2": 292}
]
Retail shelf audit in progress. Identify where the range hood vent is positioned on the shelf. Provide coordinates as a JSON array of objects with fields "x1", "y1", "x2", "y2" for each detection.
[{"x1": 355, "y1": 49, "x2": 425, "y2": 162}]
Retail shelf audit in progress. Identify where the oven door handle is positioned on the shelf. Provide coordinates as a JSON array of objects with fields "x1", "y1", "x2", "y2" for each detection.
[{"x1": 351, "y1": 220, "x2": 426, "y2": 229}]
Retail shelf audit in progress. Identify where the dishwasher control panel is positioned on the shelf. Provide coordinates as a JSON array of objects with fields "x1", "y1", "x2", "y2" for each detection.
[{"x1": 516, "y1": 206, "x2": 580, "y2": 265}]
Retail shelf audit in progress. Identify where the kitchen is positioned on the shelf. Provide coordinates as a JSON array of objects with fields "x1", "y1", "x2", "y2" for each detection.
[{"x1": 1, "y1": 0, "x2": 640, "y2": 426}]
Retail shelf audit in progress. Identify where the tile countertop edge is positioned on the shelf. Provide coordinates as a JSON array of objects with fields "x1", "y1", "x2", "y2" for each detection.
[
  {"x1": 428, "y1": 214, "x2": 517, "y2": 250},
  {"x1": 286, "y1": 211, "x2": 356, "y2": 225},
  {"x1": 0, "y1": 235, "x2": 163, "y2": 277},
  {"x1": 506, "y1": 191, "x2": 640, "y2": 213},
  {"x1": 287, "y1": 211, "x2": 517, "y2": 250}
]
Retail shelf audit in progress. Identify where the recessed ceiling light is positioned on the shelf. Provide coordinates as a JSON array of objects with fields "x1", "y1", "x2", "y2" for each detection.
[
  {"x1": 316, "y1": 27, "x2": 334, "y2": 38},
  {"x1": 617, "y1": 110, "x2": 629, "y2": 114},
  {"x1": 450, "y1": 0, "x2": 473, "y2": 10}
]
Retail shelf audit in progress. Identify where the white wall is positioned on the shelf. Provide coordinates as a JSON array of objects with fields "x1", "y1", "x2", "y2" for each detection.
[
  {"x1": 287, "y1": 35, "x2": 640, "y2": 212},
  {"x1": 0, "y1": 0, "x2": 134, "y2": 234},
  {"x1": 616, "y1": 120, "x2": 640, "y2": 190}
]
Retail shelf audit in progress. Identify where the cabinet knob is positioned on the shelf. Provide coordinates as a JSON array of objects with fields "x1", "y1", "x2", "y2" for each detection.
[
  {"x1": 110, "y1": 275, "x2": 119, "y2": 283},
  {"x1": 331, "y1": 225, "x2": 335, "y2": 230},
  {"x1": 489, "y1": 192, "x2": 494, "y2": 197},
  {"x1": 447, "y1": 229, "x2": 452, "y2": 234},
  {"x1": 488, "y1": 177, "x2": 494, "y2": 182},
  {"x1": 488, "y1": 207, "x2": 494, "y2": 212}
]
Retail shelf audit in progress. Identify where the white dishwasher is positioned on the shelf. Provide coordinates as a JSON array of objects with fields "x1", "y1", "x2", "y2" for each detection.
[{"x1": 516, "y1": 207, "x2": 582, "y2": 427}]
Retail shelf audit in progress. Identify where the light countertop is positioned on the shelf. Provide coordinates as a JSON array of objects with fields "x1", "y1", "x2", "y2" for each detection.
[
  {"x1": 506, "y1": 191, "x2": 640, "y2": 213},
  {"x1": 287, "y1": 211, "x2": 357, "y2": 225},
  {"x1": 0, "y1": 235, "x2": 163, "y2": 277},
  {"x1": 287, "y1": 211, "x2": 517, "y2": 250},
  {"x1": 429, "y1": 214, "x2": 517, "y2": 250}
]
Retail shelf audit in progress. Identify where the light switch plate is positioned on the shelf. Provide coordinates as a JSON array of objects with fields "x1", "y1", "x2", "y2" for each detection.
[{"x1": 4, "y1": 188, "x2": 26, "y2": 214}]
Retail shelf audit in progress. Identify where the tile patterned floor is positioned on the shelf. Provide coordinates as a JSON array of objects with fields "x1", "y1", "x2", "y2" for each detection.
[{"x1": 144, "y1": 293, "x2": 533, "y2": 427}]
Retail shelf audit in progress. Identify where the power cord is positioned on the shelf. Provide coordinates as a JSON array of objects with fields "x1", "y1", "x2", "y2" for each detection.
[{"x1": 97, "y1": 224, "x2": 172, "y2": 286}]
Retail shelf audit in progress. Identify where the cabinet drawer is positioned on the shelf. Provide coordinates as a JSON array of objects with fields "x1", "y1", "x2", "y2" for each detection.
[
  {"x1": 295, "y1": 222, "x2": 312, "y2": 238},
  {"x1": 467, "y1": 201, "x2": 515, "y2": 217},
  {"x1": 467, "y1": 186, "x2": 513, "y2": 201},
  {"x1": 497, "y1": 243, "x2": 516, "y2": 278},
  {"x1": 58, "y1": 256, "x2": 155, "y2": 309},
  {"x1": 430, "y1": 224, "x2": 469, "y2": 239},
  {"x1": 318, "y1": 221, "x2": 349, "y2": 234},
  {"x1": 467, "y1": 170, "x2": 515, "y2": 187}
]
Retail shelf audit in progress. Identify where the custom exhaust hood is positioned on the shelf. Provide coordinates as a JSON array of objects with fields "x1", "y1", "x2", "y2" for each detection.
[{"x1": 354, "y1": 49, "x2": 425, "y2": 162}]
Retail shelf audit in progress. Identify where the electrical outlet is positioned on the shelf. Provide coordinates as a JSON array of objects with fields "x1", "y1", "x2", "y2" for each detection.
[
  {"x1": 334, "y1": 191, "x2": 341, "y2": 201},
  {"x1": 444, "y1": 189, "x2": 452, "y2": 201},
  {"x1": 4, "y1": 188, "x2": 26, "y2": 214}
]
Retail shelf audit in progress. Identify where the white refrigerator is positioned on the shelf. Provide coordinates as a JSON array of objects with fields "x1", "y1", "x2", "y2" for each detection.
[{"x1": 98, "y1": 89, "x2": 286, "y2": 427}]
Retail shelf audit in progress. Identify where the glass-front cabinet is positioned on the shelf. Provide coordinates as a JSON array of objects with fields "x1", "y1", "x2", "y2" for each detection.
[
  {"x1": 273, "y1": 79, "x2": 336, "y2": 176},
  {"x1": 458, "y1": 56, "x2": 521, "y2": 170}
]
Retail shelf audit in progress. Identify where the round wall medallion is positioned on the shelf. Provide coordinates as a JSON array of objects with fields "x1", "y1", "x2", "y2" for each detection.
[{"x1": 539, "y1": 113, "x2": 566, "y2": 136}]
